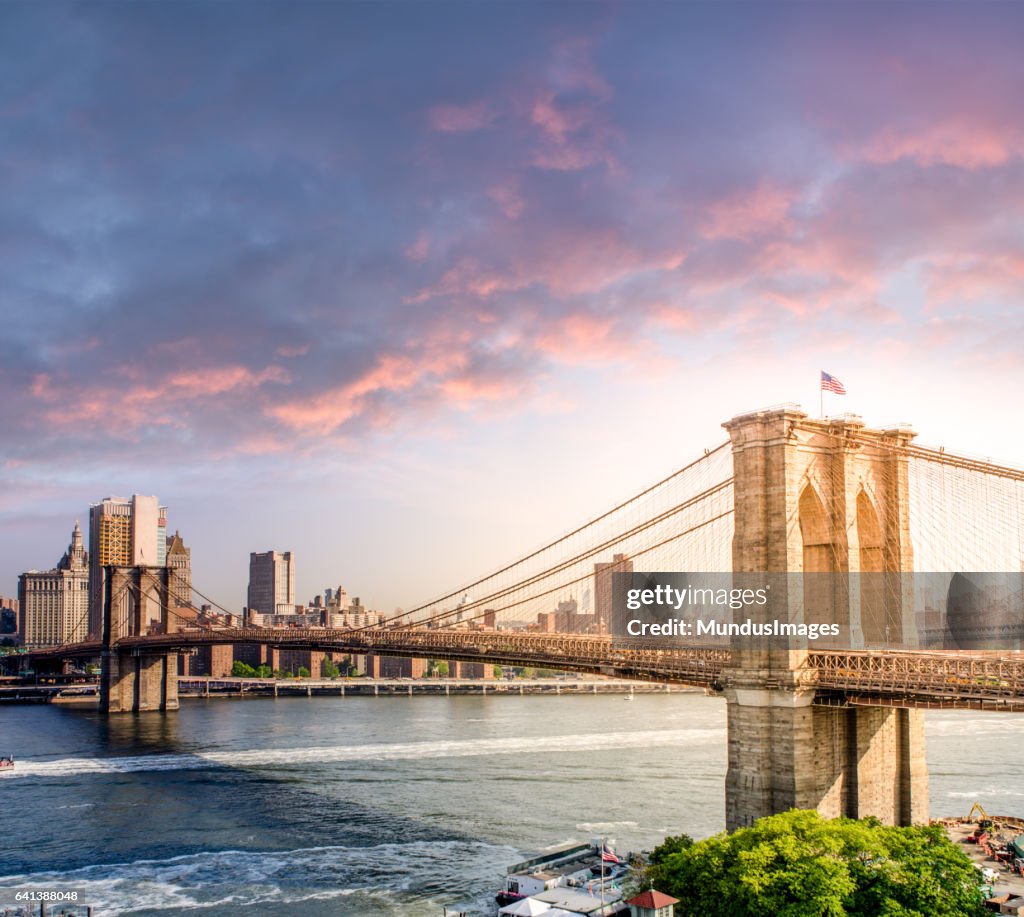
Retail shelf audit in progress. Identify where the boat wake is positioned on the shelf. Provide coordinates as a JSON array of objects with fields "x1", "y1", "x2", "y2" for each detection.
[
  {"x1": 0, "y1": 839, "x2": 517, "y2": 916},
  {"x1": 3, "y1": 728, "x2": 725, "y2": 780}
]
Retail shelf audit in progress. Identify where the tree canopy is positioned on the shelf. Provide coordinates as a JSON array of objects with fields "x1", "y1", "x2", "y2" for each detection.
[{"x1": 645, "y1": 809, "x2": 986, "y2": 917}]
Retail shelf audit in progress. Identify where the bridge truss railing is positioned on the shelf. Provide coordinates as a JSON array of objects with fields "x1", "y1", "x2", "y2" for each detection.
[
  {"x1": 114, "y1": 626, "x2": 730, "y2": 687},
  {"x1": 809, "y1": 649, "x2": 1024, "y2": 706}
]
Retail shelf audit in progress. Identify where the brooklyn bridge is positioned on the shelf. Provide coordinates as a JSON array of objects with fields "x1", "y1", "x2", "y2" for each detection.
[{"x1": 11, "y1": 405, "x2": 1024, "y2": 832}]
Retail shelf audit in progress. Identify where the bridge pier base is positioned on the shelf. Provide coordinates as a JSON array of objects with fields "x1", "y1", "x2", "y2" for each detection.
[
  {"x1": 725, "y1": 688, "x2": 927, "y2": 831},
  {"x1": 100, "y1": 651, "x2": 179, "y2": 714},
  {"x1": 97, "y1": 564, "x2": 181, "y2": 714}
]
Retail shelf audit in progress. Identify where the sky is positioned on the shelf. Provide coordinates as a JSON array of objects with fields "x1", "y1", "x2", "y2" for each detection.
[{"x1": 2, "y1": 1, "x2": 1023, "y2": 613}]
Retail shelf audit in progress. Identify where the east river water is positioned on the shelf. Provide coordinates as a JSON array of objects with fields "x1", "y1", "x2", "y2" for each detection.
[{"x1": 3, "y1": 692, "x2": 1024, "y2": 916}]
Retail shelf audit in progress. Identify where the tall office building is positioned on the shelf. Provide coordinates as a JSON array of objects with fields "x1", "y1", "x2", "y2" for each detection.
[
  {"x1": 88, "y1": 495, "x2": 167, "y2": 638},
  {"x1": 166, "y1": 530, "x2": 192, "y2": 609},
  {"x1": 594, "y1": 553, "x2": 633, "y2": 634},
  {"x1": 554, "y1": 597, "x2": 580, "y2": 632},
  {"x1": 0, "y1": 596, "x2": 19, "y2": 640},
  {"x1": 247, "y1": 551, "x2": 295, "y2": 615},
  {"x1": 18, "y1": 521, "x2": 90, "y2": 646}
]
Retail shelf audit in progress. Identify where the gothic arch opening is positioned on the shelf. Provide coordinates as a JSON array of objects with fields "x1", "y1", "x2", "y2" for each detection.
[
  {"x1": 857, "y1": 489, "x2": 887, "y2": 645},
  {"x1": 799, "y1": 483, "x2": 835, "y2": 629}
]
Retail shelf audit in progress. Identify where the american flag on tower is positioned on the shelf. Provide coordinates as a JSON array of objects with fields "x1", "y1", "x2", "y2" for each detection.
[{"x1": 820, "y1": 371, "x2": 846, "y2": 395}]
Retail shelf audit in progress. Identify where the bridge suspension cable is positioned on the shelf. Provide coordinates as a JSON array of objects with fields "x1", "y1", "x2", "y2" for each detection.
[
  {"x1": 833, "y1": 430, "x2": 1024, "y2": 572},
  {"x1": 388, "y1": 442, "x2": 731, "y2": 622},
  {"x1": 378, "y1": 442, "x2": 736, "y2": 634},
  {"x1": 144, "y1": 441, "x2": 735, "y2": 640}
]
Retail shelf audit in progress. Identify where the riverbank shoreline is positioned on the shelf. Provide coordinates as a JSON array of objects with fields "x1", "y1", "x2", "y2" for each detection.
[
  {"x1": 179, "y1": 676, "x2": 705, "y2": 701},
  {"x1": 0, "y1": 677, "x2": 708, "y2": 706}
]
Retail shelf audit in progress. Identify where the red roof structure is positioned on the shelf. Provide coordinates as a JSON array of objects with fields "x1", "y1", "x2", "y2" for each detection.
[{"x1": 626, "y1": 890, "x2": 680, "y2": 909}]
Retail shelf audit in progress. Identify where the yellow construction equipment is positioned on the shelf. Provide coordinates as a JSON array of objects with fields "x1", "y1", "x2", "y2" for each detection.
[{"x1": 967, "y1": 802, "x2": 991, "y2": 822}]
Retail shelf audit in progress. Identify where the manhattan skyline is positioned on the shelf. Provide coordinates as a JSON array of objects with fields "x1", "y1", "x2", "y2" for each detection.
[{"x1": 2, "y1": 2, "x2": 1023, "y2": 613}]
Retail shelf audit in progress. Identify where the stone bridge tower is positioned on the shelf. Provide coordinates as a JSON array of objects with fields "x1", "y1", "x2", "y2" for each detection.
[
  {"x1": 721, "y1": 406, "x2": 928, "y2": 830},
  {"x1": 99, "y1": 565, "x2": 180, "y2": 713}
]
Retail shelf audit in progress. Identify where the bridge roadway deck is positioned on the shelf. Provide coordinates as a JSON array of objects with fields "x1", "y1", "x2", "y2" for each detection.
[{"x1": 17, "y1": 628, "x2": 1024, "y2": 711}]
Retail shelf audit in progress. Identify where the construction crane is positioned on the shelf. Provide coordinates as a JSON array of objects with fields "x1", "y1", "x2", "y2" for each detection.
[{"x1": 966, "y1": 802, "x2": 995, "y2": 832}]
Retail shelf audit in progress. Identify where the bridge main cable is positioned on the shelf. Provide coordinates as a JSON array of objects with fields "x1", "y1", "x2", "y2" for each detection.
[{"x1": 369, "y1": 440, "x2": 732, "y2": 630}]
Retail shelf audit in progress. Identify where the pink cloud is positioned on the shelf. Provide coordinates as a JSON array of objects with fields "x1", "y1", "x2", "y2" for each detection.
[
  {"x1": 703, "y1": 183, "x2": 795, "y2": 241},
  {"x1": 166, "y1": 364, "x2": 289, "y2": 397},
  {"x1": 487, "y1": 181, "x2": 525, "y2": 220},
  {"x1": 527, "y1": 90, "x2": 619, "y2": 173},
  {"x1": 441, "y1": 373, "x2": 528, "y2": 406},
  {"x1": 650, "y1": 305, "x2": 699, "y2": 332},
  {"x1": 270, "y1": 350, "x2": 468, "y2": 434},
  {"x1": 852, "y1": 121, "x2": 1024, "y2": 170},
  {"x1": 531, "y1": 144, "x2": 616, "y2": 173},
  {"x1": 529, "y1": 311, "x2": 671, "y2": 372},
  {"x1": 30, "y1": 373, "x2": 55, "y2": 399},
  {"x1": 31, "y1": 363, "x2": 289, "y2": 432},
  {"x1": 232, "y1": 430, "x2": 292, "y2": 456},
  {"x1": 428, "y1": 101, "x2": 494, "y2": 133},
  {"x1": 923, "y1": 251, "x2": 1024, "y2": 307},
  {"x1": 407, "y1": 228, "x2": 685, "y2": 304},
  {"x1": 275, "y1": 343, "x2": 310, "y2": 358},
  {"x1": 533, "y1": 313, "x2": 619, "y2": 363},
  {"x1": 522, "y1": 39, "x2": 619, "y2": 174},
  {"x1": 545, "y1": 37, "x2": 611, "y2": 99},
  {"x1": 405, "y1": 229, "x2": 431, "y2": 262},
  {"x1": 531, "y1": 94, "x2": 588, "y2": 146}
]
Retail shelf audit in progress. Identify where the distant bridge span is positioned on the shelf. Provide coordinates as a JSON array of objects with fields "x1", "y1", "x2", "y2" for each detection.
[{"x1": 23, "y1": 627, "x2": 1024, "y2": 711}]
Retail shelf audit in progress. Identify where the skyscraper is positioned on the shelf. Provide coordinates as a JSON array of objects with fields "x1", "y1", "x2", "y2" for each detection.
[
  {"x1": 18, "y1": 521, "x2": 90, "y2": 647},
  {"x1": 88, "y1": 495, "x2": 167, "y2": 638},
  {"x1": 247, "y1": 551, "x2": 295, "y2": 615},
  {"x1": 165, "y1": 530, "x2": 192, "y2": 609},
  {"x1": 594, "y1": 553, "x2": 633, "y2": 635}
]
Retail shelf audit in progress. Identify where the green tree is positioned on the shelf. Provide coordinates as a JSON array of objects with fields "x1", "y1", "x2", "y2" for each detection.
[
  {"x1": 436, "y1": 660, "x2": 449, "y2": 677},
  {"x1": 232, "y1": 660, "x2": 255, "y2": 677},
  {"x1": 322, "y1": 657, "x2": 341, "y2": 678},
  {"x1": 650, "y1": 834, "x2": 694, "y2": 865},
  {"x1": 493, "y1": 665, "x2": 504, "y2": 678},
  {"x1": 297, "y1": 665, "x2": 310, "y2": 678},
  {"x1": 648, "y1": 810, "x2": 985, "y2": 917},
  {"x1": 255, "y1": 664, "x2": 272, "y2": 679},
  {"x1": 624, "y1": 834, "x2": 695, "y2": 899}
]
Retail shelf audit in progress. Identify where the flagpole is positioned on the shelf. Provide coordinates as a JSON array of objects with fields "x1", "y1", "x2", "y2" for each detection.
[
  {"x1": 819, "y1": 371, "x2": 823, "y2": 419},
  {"x1": 600, "y1": 836, "x2": 606, "y2": 911}
]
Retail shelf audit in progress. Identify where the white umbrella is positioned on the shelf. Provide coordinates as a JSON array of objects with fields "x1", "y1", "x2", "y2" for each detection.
[{"x1": 498, "y1": 898, "x2": 553, "y2": 916}]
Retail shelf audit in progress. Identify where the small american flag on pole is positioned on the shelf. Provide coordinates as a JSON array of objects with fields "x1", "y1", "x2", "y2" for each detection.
[
  {"x1": 601, "y1": 845, "x2": 621, "y2": 864},
  {"x1": 820, "y1": 371, "x2": 846, "y2": 395}
]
